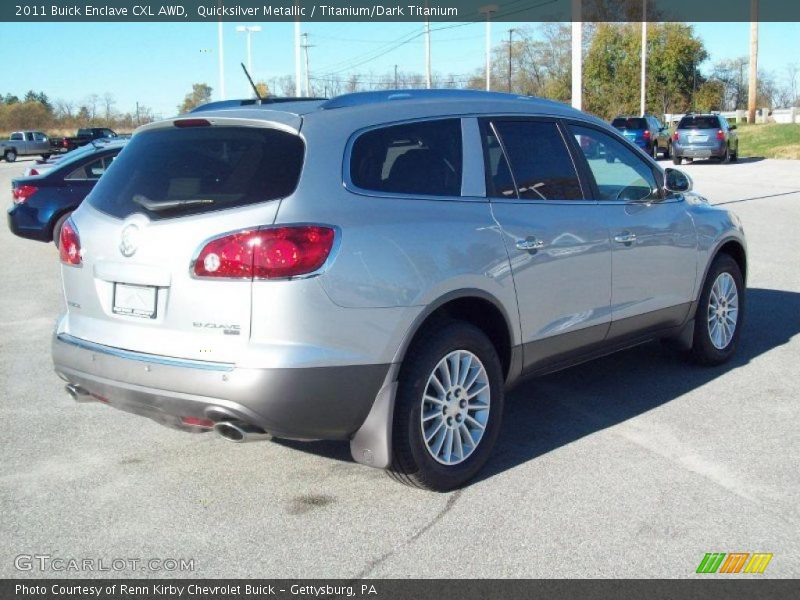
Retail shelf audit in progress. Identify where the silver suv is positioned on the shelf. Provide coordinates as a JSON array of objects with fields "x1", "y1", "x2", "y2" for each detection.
[{"x1": 52, "y1": 90, "x2": 747, "y2": 491}]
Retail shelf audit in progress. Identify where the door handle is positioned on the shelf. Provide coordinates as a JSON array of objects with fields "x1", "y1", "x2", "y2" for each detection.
[
  {"x1": 515, "y1": 237, "x2": 545, "y2": 253},
  {"x1": 613, "y1": 232, "x2": 637, "y2": 245}
]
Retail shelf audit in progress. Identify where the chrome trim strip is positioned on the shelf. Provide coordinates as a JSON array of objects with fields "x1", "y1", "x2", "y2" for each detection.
[{"x1": 56, "y1": 333, "x2": 235, "y2": 372}]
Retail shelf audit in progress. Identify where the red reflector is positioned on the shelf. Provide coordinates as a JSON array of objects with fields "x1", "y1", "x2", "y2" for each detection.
[
  {"x1": 174, "y1": 118, "x2": 211, "y2": 128},
  {"x1": 13, "y1": 184, "x2": 38, "y2": 203},
  {"x1": 29, "y1": 168, "x2": 39, "y2": 176},
  {"x1": 193, "y1": 226, "x2": 336, "y2": 280},
  {"x1": 59, "y1": 218, "x2": 82, "y2": 266},
  {"x1": 716, "y1": 129, "x2": 725, "y2": 141},
  {"x1": 673, "y1": 131, "x2": 679, "y2": 141},
  {"x1": 643, "y1": 130, "x2": 651, "y2": 139},
  {"x1": 181, "y1": 416, "x2": 215, "y2": 428}
]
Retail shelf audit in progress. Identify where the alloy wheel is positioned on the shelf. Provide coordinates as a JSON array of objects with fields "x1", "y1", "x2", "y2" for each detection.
[{"x1": 707, "y1": 272, "x2": 739, "y2": 349}]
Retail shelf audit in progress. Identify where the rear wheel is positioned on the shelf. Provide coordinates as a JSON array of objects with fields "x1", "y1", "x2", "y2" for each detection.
[
  {"x1": 730, "y1": 146, "x2": 738, "y2": 162},
  {"x1": 652, "y1": 142, "x2": 660, "y2": 160},
  {"x1": 672, "y1": 155, "x2": 682, "y2": 165},
  {"x1": 4, "y1": 150, "x2": 17, "y2": 162},
  {"x1": 41, "y1": 153, "x2": 51, "y2": 160},
  {"x1": 690, "y1": 254, "x2": 744, "y2": 366},
  {"x1": 388, "y1": 320, "x2": 504, "y2": 491},
  {"x1": 721, "y1": 144, "x2": 731, "y2": 164}
]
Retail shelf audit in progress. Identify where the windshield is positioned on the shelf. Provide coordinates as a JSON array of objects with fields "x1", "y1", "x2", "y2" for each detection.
[
  {"x1": 612, "y1": 118, "x2": 647, "y2": 129},
  {"x1": 678, "y1": 116, "x2": 720, "y2": 129},
  {"x1": 87, "y1": 126, "x2": 304, "y2": 220}
]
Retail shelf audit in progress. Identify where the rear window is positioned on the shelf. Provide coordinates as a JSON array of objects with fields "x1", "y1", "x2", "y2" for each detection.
[
  {"x1": 88, "y1": 126, "x2": 304, "y2": 220},
  {"x1": 678, "y1": 116, "x2": 720, "y2": 129},
  {"x1": 612, "y1": 118, "x2": 647, "y2": 129},
  {"x1": 349, "y1": 119, "x2": 462, "y2": 197}
]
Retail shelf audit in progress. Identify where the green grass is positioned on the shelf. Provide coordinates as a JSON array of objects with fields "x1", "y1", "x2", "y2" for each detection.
[{"x1": 734, "y1": 123, "x2": 800, "y2": 160}]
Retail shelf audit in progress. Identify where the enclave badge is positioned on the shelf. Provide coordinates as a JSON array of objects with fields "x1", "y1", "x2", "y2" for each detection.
[{"x1": 119, "y1": 224, "x2": 140, "y2": 257}]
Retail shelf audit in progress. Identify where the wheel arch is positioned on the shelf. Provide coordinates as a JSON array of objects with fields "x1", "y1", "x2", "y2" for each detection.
[{"x1": 392, "y1": 289, "x2": 519, "y2": 384}]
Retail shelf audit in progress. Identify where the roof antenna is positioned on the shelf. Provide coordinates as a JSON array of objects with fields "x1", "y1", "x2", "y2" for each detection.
[{"x1": 240, "y1": 62, "x2": 263, "y2": 103}]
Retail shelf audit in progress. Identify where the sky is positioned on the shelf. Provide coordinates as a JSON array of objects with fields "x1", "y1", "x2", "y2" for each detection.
[{"x1": 1, "y1": 21, "x2": 798, "y2": 117}]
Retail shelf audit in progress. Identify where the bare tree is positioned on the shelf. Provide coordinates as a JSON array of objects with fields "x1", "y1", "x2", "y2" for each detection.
[
  {"x1": 53, "y1": 98, "x2": 75, "y2": 120},
  {"x1": 102, "y1": 93, "x2": 116, "y2": 125},
  {"x1": 84, "y1": 94, "x2": 100, "y2": 123}
]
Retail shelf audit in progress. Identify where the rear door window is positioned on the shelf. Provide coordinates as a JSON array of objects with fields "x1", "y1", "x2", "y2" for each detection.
[
  {"x1": 487, "y1": 119, "x2": 583, "y2": 201},
  {"x1": 349, "y1": 119, "x2": 462, "y2": 197},
  {"x1": 87, "y1": 126, "x2": 304, "y2": 220},
  {"x1": 678, "y1": 116, "x2": 720, "y2": 129}
]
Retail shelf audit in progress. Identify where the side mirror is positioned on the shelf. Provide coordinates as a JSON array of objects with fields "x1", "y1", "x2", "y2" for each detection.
[
  {"x1": 664, "y1": 168, "x2": 692, "y2": 194},
  {"x1": 729, "y1": 124, "x2": 737, "y2": 130}
]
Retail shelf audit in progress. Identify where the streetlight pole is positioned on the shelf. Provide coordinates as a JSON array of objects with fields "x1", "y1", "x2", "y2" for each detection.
[
  {"x1": 294, "y1": 2, "x2": 302, "y2": 97},
  {"x1": 424, "y1": 18, "x2": 432, "y2": 89},
  {"x1": 571, "y1": 0, "x2": 582, "y2": 110},
  {"x1": 640, "y1": 0, "x2": 647, "y2": 116},
  {"x1": 235, "y1": 25, "x2": 262, "y2": 78},
  {"x1": 301, "y1": 33, "x2": 314, "y2": 97},
  {"x1": 217, "y1": 21, "x2": 226, "y2": 100},
  {"x1": 480, "y1": 5, "x2": 498, "y2": 91},
  {"x1": 748, "y1": 0, "x2": 759, "y2": 123}
]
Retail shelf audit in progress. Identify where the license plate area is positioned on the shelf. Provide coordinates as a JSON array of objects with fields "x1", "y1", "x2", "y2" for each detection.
[{"x1": 112, "y1": 283, "x2": 158, "y2": 319}]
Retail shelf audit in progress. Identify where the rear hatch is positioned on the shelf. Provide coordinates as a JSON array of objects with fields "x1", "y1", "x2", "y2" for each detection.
[
  {"x1": 676, "y1": 115, "x2": 721, "y2": 147},
  {"x1": 612, "y1": 117, "x2": 648, "y2": 146},
  {"x1": 59, "y1": 118, "x2": 305, "y2": 363}
]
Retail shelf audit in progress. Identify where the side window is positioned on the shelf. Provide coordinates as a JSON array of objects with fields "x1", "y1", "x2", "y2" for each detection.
[
  {"x1": 10, "y1": 133, "x2": 23, "y2": 141},
  {"x1": 33, "y1": 132, "x2": 47, "y2": 141},
  {"x1": 349, "y1": 119, "x2": 462, "y2": 196},
  {"x1": 482, "y1": 125, "x2": 516, "y2": 198},
  {"x1": 570, "y1": 124, "x2": 659, "y2": 202},
  {"x1": 85, "y1": 158, "x2": 106, "y2": 179},
  {"x1": 489, "y1": 120, "x2": 583, "y2": 200}
]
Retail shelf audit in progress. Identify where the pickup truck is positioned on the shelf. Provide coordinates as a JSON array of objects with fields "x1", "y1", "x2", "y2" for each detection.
[
  {"x1": 60, "y1": 127, "x2": 118, "y2": 152},
  {"x1": 1, "y1": 131, "x2": 59, "y2": 162}
]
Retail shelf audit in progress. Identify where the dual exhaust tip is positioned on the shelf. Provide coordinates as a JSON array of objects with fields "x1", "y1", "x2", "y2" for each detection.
[{"x1": 65, "y1": 383, "x2": 269, "y2": 443}]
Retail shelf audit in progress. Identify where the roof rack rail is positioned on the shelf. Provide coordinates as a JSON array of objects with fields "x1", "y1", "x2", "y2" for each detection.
[
  {"x1": 320, "y1": 89, "x2": 546, "y2": 110},
  {"x1": 190, "y1": 97, "x2": 327, "y2": 113}
]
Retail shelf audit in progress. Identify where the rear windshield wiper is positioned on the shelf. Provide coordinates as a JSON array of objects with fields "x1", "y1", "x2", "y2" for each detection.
[{"x1": 132, "y1": 194, "x2": 216, "y2": 211}]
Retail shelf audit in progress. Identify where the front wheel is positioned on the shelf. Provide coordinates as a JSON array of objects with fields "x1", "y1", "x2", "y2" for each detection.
[
  {"x1": 388, "y1": 321, "x2": 504, "y2": 491},
  {"x1": 5, "y1": 150, "x2": 17, "y2": 162},
  {"x1": 690, "y1": 254, "x2": 745, "y2": 366}
]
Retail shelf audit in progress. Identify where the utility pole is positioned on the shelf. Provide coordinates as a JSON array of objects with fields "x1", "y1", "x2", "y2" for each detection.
[
  {"x1": 480, "y1": 4, "x2": 498, "y2": 91},
  {"x1": 571, "y1": 0, "x2": 582, "y2": 110},
  {"x1": 135, "y1": 101, "x2": 140, "y2": 125},
  {"x1": 394, "y1": 64, "x2": 399, "y2": 88},
  {"x1": 424, "y1": 17, "x2": 432, "y2": 89},
  {"x1": 748, "y1": 0, "x2": 759, "y2": 123},
  {"x1": 640, "y1": 0, "x2": 647, "y2": 116},
  {"x1": 236, "y1": 25, "x2": 261, "y2": 81},
  {"x1": 507, "y1": 28, "x2": 515, "y2": 93},
  {"x1": 301, "y1": 33, "x2": 313, "y2": 97},
  {"x1": 294, "y1": 2, "x2": 302, "y2": 96}
]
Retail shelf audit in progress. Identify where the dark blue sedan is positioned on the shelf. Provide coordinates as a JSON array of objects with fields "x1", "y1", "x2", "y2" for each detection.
[{"x1": 7, "y1": 140, "x2": 127, "y2": 246}]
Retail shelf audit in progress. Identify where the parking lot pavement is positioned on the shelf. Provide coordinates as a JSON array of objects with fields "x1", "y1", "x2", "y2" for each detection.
[{"x1": 1, "y1": 155, "x2": 798, "y2": 579}]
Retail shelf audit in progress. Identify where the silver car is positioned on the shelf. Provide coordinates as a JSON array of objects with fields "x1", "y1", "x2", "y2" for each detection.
[
  {"x1": 52, "y1": 90, "x2": 747, "y2": 491},
  {"x1": 672, "y1": 113, "x2": 739, "y2": 164}
]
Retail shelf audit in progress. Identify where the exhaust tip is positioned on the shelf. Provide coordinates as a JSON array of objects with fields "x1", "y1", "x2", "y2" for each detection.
[
  {"x1": 65, "y1": 383, "x2": 92, "y2": 402},
  {"x1": 213, "y1": 420, "x2": 270, "y2": 443}
]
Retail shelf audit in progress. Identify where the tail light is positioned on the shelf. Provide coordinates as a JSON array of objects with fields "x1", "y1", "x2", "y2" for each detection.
[
  {"x1": 672, "y1": 131, "x2": 679, "y2": 141},
  {"x1": 12, "y1": 184, "x2": 38, "y2": 204},
  {"x1": 193, "y1": 226, "x2": 336, "y2": 280},
  {"x1": 716, "y1": 129, "x2": 725, "y2": 141},
  {"x1": 62, "y1": 139, "x2": 68, "y2": 148},
  {"x1": 643, "y1": 130, "x2": 651, "y2": 140},
  {"x1": 59, "y1": 218, "x2": 82, "y2": 266}
]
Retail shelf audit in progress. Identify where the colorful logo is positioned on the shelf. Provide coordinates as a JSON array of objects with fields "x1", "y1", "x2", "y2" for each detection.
[{"x1": 696, "y1": 552, "x2": 773, "y2": 574}]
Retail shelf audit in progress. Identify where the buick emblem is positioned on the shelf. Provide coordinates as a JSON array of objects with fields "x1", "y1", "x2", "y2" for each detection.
[{"x1": 120, "y1": 224, "x2": 140, "y2": 257}]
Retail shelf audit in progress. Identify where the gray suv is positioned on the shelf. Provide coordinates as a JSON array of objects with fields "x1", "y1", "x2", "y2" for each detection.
[
  {"x1": 52, "y1": 90, "x2": 747, "y2": 491},
  {"x1": 672, "y1": 113, "x2": 739, "y2": 164}
]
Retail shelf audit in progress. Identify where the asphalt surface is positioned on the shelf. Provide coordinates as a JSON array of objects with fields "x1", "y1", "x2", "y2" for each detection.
[{"x1": 1, "y1": 154, "x2": 798, "y2": 578}]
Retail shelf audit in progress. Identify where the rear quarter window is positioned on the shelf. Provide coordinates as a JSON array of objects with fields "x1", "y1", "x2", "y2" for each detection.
[
  {"x1": 349, "y1": 119, "x2": 462, "y2": 197},
  {"x1": 87, "y1": 126, "x2": 304, "y2": 220}
]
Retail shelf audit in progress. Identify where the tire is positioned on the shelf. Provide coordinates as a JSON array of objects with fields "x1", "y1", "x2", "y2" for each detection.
[
  {"x1": 721, "y1": 144, "x2": 731, "y2": 164},
  {"x1": 52, "y1": 212, "x2": 72, "y2": 247},
  {"x1": 730, "y1": 146, "x2": 738, "y2": 162},
  {"x1": 652, "y1": 142, "x2": 660, "y2": 160},
  {"x1": 388, "y1": 320, "x2": 504, "y2": 492},
  {"x1": 605, "y1": 155, "x2": 615, "y2": 164},
  {"x1": 672, "y1": 155, "x2": 682, "y2": 165},
  {"x1": 5, "y1": 150, "x2": 17, "y2": 162},
  {"x1": 685, "y1": 157, "x2": 693, "y2": 163},
  {"x1": 664, "y1": 142, "x2": 671, "y2": 159},
  {"x1": 41, "y1": 153, "x2": 51, "y2": 160},
  {"x1": 689, "y1": 254, "x2": 745, "y2": 366}
]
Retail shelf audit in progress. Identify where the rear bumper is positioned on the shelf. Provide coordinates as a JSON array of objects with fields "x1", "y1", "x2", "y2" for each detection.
[
  {"x1": 673, "y1": 141, "x2": 726, "y2": 158},
  {"x1": 52, "y1": 332, "x2": 389, "y2": 440},
  {"x1": 7, "y1": 206, "x2": 50, "y2": 242}
]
